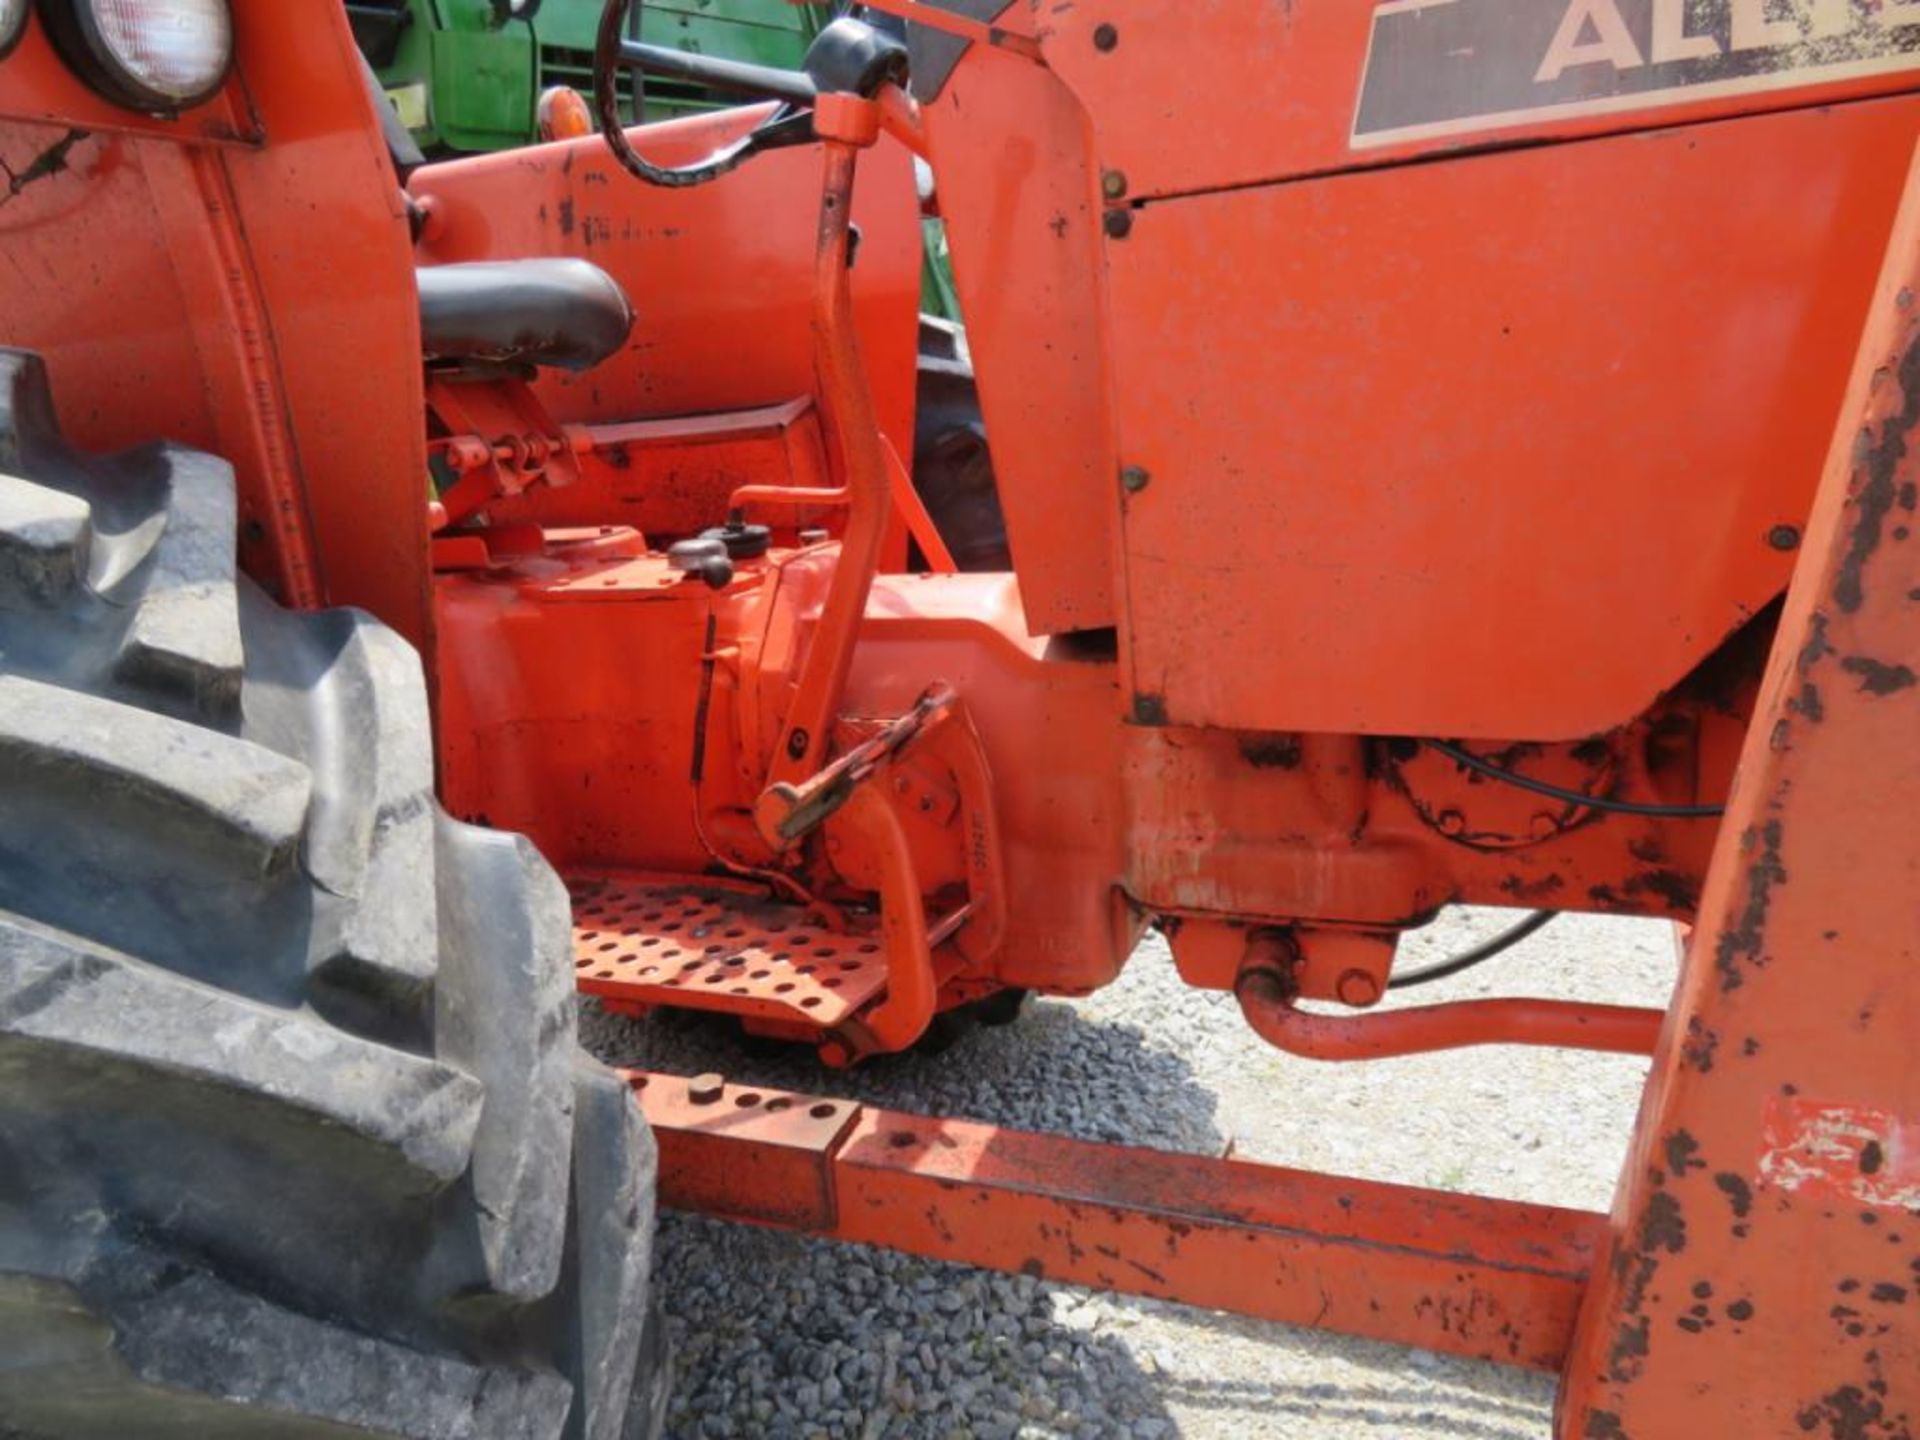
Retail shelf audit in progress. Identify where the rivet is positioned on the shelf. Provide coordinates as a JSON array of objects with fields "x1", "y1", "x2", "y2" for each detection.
[
  {"x1": 1103, "y1": 208, "x2": 1134, "y2": 240},
  {"x1": 1101, "y1": 169, "x2": 1128, "y2": 200},
  {"x1": 1767, "y1": 524, "x2": 1802, "y2": 552},
  {"x1": 1092, "y1": 22, "x2": 1119, "y2": 50},
  {"x1": 1121, "y1": 465, "x2": 1150, "y2": 494}
]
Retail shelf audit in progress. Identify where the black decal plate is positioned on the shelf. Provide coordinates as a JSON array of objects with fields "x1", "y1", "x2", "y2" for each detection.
[{"x1": 1354, "y1": 0, "x2": 1920, "y2": 149}]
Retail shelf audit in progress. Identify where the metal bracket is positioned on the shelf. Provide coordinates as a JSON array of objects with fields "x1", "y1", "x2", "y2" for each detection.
[{"x1": 425, "y1": 371, "x2": 588, "y2": 529}]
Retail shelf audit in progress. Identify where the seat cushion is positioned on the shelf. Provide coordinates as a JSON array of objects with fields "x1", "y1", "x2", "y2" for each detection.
[{"x1": 417, "y1": 259, "x2": 634, "y2": 372}]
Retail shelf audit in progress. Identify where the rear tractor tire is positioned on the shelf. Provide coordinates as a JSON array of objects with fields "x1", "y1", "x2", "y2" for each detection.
[
  {"x1": 0, "y1": 350, "x2": 667, "y2": 1440},
  {"x1": 914, "y1": 319, "x2": 1009, "y2": 573}
]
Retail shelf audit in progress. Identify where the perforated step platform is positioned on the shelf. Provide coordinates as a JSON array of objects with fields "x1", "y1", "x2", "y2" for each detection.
[{"x1": 567, "y1": 874, "x2": 888, "y2": 1028}]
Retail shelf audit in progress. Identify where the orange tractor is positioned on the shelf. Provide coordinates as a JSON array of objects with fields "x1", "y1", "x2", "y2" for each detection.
[{"x1": 0, "y1": 1, "x2": 1914, "y2": 1435}]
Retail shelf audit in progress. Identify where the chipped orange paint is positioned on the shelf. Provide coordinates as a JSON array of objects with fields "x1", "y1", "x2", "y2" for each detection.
[{"x1": 1759, "y1": 1098, "x2": 1920, "y2": 1211}]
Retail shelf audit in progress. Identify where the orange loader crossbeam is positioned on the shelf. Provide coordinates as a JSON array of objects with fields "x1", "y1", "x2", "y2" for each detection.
[{"x1": 627, "y1": 1069, "x2": 1608, "y2": 1372}]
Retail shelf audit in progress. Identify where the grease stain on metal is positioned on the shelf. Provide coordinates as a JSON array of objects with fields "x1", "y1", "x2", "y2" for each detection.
[
  {"x1": 1836, "y1": 330, "x2": 1920, "y2": 615},
  {"x1": 0, "y1": 129, "x2": 91, "y2": 210},
  {"x1": 1714, "y1": 820, "x2": 1786, "y2": 993},
  {"x1": 1839, "y1": 655, "x2": 1918, "y2": 695}
]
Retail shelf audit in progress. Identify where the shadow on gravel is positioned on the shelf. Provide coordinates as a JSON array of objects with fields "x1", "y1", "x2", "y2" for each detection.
[
  {"x1": 1100, "y1": 1297, "x2": 1555, "y2": 1438},
  {"x1": 1143, "y1": 1374, "x2": 1548, "y2": 1439},
  {"x1": 585, "y1": 997, "x2": 1214, "y2": 1438},
  {"x1": 650, "y1": 1213, "x2": 1552, "y2": 1440},
  {"x1": 581, "y1": 993, "x2": 1226, "y2": 1156},
  {"x1": 654, "y1": 1216, "x2": 1183, "y2": 1440}
]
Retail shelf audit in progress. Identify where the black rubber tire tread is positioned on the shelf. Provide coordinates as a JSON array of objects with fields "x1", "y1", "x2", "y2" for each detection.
[
  {"x1": 913, "y1": 340, "x2": 1009, "y2": 574},
  {"x1": 0, "y1": 349, "x2": 662, "y2": 1440}
]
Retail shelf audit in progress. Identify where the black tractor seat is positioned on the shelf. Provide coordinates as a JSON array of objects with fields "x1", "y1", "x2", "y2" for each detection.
[{"x1": 416, "y1": 258, "x2": 634, "y2": 373}]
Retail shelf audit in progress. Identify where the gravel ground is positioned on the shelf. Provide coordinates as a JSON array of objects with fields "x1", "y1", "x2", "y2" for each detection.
[{"x1": 582, "y1": 908, "x2": 1681, "y2": 1440}]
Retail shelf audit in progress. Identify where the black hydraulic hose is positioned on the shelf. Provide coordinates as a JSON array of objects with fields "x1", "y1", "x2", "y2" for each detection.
[
  {"x1": 1425, "y1": 739, "x2": 1725, "y2": 819},
  {"x1": 1387, "y1": 909, "x2": 1558, "y2": 991},
  {"x1": 593, "y1": 0, "x2": 783, "y2": 187}
]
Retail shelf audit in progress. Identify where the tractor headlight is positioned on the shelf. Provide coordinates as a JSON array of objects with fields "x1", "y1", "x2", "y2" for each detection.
[
  {"x1": 0, "y1": 0, "x2": 26, "y2": 61},
  {"x1": 42, "y1": 0, "x2": 233, "y2": 113},
  {"x1": 0, "y1": 0, "x2": 25, "y2": 61}
]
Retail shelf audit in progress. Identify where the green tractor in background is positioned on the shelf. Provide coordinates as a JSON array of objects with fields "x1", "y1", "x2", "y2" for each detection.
[
  {"x1": 347, "y1": 0, "x2": 994, "y2": 565},
  {"x1": 346, "y1": 0, "x2": 828, "y2": 152}
]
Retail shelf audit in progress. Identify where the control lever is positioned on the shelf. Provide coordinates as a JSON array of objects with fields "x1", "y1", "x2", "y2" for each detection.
[{"x1": 666, "y1": 537, "x2": 734, "y2": 590}]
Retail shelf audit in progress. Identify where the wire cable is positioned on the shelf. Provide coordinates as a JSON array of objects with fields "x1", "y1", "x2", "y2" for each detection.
[
  {"x1": 593, "y1": 0, "x2": 781, "y2": 187},
  {"x1": 1425, "y1": 738, "x2": 1725, "y2": 819},
  {"x1": 1387, "y1": 908, "x2": 1558, "y2": 990}
]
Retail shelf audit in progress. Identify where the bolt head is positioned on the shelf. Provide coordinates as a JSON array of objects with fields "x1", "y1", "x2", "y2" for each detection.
[
  {"x1": 1101, "y1": 169, "x2": 1128, "y2": 200},
  {"x1": 1103, "y1": 208, "x2": 1134, "y2": 240},
  {"x1": 1121, "y1": 464, "x2": 1150, "y2": 493},
  {"x1": 1130, "y1": 692, "x2": 1168, "y2": 726},
  {"x1": 818, "y1": 1038, "x2": 853, "y2": 1068},
  {"x1": 688, "y1": 1072, "x2": 725, "y2": 1105},
  {"x1": 1336, "y1": 969, "x2": 1382, "y2": 1007},
  {"x1": 1093, "y1": 21, "x2": 1119, "y2": 50},
  {"x1": 1767, "y1": 524, "x2": 1802, "y2": 552}
]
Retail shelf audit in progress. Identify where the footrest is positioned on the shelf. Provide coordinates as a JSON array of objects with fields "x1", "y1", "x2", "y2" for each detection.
[{"x1": 567, "y1": 874, "x2": 888, "y2": 1029}]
